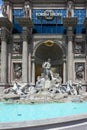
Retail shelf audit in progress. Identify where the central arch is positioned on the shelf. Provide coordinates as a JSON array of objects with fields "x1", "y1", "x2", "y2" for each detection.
[{"x1": 33, "y1": 40, "x2": 66, "y2": 82}]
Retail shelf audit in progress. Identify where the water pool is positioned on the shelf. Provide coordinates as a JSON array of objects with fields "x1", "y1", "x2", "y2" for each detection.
[{"x1": 0, "y1": 102, "x2": 87, "y2": 123}]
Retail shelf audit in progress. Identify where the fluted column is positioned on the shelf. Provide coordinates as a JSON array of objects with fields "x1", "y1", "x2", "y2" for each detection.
[
  {"x1": 63, "y1": 17, "x2": 77, "y2": 81},
  {"x1": 1, "y1": 28, "x2": 7, "y2": 83},
  {"x1": 31, "y1": 56, "x2": 35, "y2": 84}
]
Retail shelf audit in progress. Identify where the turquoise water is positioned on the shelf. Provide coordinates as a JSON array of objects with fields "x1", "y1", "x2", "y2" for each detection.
[{"x1": 0, "y1": 102, "x2": 87, "y2": 122}]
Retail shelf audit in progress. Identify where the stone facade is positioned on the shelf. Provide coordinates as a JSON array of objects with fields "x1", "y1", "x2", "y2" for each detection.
[{"x1": 0, "y1": 0, "x2": 87, "y2": 86}]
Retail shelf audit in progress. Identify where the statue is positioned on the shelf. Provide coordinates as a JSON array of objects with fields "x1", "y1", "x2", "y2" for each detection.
[
  {"x1": 2, "y1": 4, "x2": 7, "y2": 17},
  {"x1": 42, "y1": 59, "x2": 53, "y2": 80},
  {"x1": 12, "y1": 80, "x2": 29, "y2": 95},
  {"x1": 14, "y1": 63, "x2": 22, "y2": 80},
  {"x1": 75, "y1": 82, "x2": 82, "y2": 95},
  {"x1": 66, "y1": 80, "x2": 75, "y2": 95},
  {"x1": 24, "y1": 2, "x2": 30, "y2": 17},
  {"x1": 67, "y1": 1, "x2": 73, "y2": 17},
  {"x1": 36, "y1": 74, "x2": 45, "y2": 90}
]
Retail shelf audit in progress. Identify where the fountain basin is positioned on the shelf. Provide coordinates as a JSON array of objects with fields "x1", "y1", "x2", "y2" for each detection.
[{"x1": 0, "y1": 102, "x2": 87, "y2": 129}]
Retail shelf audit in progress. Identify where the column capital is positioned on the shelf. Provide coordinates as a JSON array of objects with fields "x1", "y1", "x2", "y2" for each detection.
[
  {"x1": 0, "y1": 17, "x2": 13, "y2": 31},
  {"x1": 0, "y1": 17, "x2": 13, "y2": 41},
  {"x1": 16, "y1": 17, "x2": 33, "y2": 41},
  {"x1": 16, "y1": 17, "x2": 33, "y2": 29},
  {"x1": 63, "y1": 17, "x2": 77, "y2": 28},
  {"x1": 63, "y1": 17, "x2": 77, "y2": 39}
]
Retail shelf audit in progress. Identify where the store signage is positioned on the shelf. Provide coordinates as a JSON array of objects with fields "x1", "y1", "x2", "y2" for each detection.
[{"x1": 36, "y1": 10, "x2": 61, "y2": 20}]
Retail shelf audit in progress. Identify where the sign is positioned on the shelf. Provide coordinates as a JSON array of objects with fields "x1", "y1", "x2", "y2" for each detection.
[{"x1": 36, "y1": 10, "x2": 62, "y2": 20}]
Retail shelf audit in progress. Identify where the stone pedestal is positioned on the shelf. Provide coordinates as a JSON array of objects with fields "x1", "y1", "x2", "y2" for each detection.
[
  {"x1": 16, "y1": 17, "x2": 33, "y2": 83},
  {"x1": 0, "y1": 18, "x2": 12, "y2": 85},
  {"x1": 63, "y1": 17, "x2": 77, "y2": 81}
]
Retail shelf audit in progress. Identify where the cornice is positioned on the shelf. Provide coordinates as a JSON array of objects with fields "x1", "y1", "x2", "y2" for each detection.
[{"x1": 2, "y1": 0, "x2": 86, "y2": 4}]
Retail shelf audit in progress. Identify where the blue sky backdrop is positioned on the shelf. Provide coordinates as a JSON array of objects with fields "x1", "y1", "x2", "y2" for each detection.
[
  {"x1": 0, "y1": 0, "x2": 2, "y2": 5},
  {"x1": 0, "y1": 0, "x2": 3, "y2": 17}
]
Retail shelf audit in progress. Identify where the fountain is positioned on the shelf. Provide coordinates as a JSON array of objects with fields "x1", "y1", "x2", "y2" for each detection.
[
  {"x1": 1, "y1": 59, "x2": 87, "y2": 104},
  {"x1": 0, "y1": 59, "x2": 87, "y2": 130}
]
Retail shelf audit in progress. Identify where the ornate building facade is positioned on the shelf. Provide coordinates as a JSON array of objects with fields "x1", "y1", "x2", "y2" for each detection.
[{"x1": 0, "y1": 0, "x2": 87, "y2": 86}]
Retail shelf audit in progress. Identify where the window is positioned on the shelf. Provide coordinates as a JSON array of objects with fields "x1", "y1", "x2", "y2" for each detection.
[
  {"x1": 12, "y1": 9, "x2": 24, "y2": 34},
  {"x1": 74, "y1": 9, "x2": 86, "y2": 34}
]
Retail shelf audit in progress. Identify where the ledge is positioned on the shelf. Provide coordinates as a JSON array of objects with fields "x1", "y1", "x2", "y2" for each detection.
[{"x1": 0, "y1": 113, "x2": 87, "y2": 130}]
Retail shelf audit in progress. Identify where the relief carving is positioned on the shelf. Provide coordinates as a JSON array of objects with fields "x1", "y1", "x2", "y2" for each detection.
[
  {"x1": 74, "y1": 42, "x2": 85, "y2": 54},
  {"x1": 12, "y1": 42, "x2": 22, "y2": 55},
  {"x1": 13, "y1": 63, "x2": 22, "y2": 80},
  {"x1": 75, "y1": 63, "x2": 85, "y2": 80}
]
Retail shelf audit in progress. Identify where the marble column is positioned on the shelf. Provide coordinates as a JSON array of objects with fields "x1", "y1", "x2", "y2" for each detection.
[
  {"x1": 67, "y1": 28, "x2": 73, "y2": 81},
  {"x1": 1, "y1": 29, "x2": 7, "y2": 83},
  {"x1": 28, "y1": 45, "x2": 32, "y2": 82},
  {"x1": 63, "y1": 17, "x2": 77, "y2": 81},
  {"x1": 31, "y1": 56, "x2": 35, "y2": 84},
  {"x1": 0, "y1": 18, "x2": 13, "y2": 86},
  {"x1": 16, "y1": 17, "x2": 33, "y2": 83},
  {"x1": 63, "y1": 59, "x2": 66, "y2": 84},
  {"x1": 22, "y1": 27, "x2": 28, "y2": 83}
]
